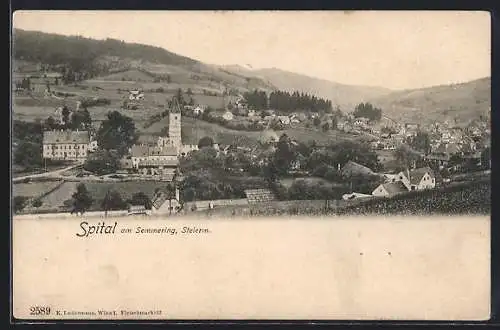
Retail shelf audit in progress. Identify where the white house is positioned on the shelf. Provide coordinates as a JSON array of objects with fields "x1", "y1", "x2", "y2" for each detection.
[
  {"x1": 193, "y1": 105, "x2": 205, "y2": 116},
  {"x1": 394, "y1": 167, "x2": 436, "y2": 191},
  {"x1": 129, "y1": 90, "x2": 144, "y2": 101}
]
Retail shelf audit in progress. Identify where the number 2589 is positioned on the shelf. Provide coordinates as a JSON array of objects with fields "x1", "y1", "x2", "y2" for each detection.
[{"x1": 30, "y1": 306, "x2": 51, "y2": 315}]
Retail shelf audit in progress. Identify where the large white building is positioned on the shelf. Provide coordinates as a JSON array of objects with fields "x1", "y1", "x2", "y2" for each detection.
[{"x1": 42, "y1": 130, "x2": 96, "y2": 161}]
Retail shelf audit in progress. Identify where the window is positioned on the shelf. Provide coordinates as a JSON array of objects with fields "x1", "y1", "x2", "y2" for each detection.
[
  {"x1": 411, "y1": 186, "x2": 416, "y2": 191},
  {"x1": 432, "y1": 179, "x2": 435, "y2": 184},
  {"x1": 399, "y1": 176, "x2": 403, "y2": 180}
]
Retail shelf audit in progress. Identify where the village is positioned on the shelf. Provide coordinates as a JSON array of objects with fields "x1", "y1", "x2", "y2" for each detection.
[{"x1": 12, "y1": 78, "x2": 492, "y2": 217}]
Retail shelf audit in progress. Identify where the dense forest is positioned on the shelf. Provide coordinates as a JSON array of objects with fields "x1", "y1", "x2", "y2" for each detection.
[
  {"x1": 13, "y1": 29, "x2": 198, "y2": 83},
  {"x1": 242, "y1": 89, "x2": 333, "y2": 112}
]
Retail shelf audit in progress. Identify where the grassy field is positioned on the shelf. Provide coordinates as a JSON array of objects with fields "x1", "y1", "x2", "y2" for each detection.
[
  {"x1": 13, "y1": 181, "x2": 63, "y2": 199},
  {"x1": 35, "y1": 180, "x2": 168, "y2": 211},
  {"x1": 39, "y1": 181, "x2": 80, "y2": 209}
]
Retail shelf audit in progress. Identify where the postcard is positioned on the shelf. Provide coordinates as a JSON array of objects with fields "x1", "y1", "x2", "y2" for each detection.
[{"x1": 11, "y1": 10, "x2": 491, "y2": 321}]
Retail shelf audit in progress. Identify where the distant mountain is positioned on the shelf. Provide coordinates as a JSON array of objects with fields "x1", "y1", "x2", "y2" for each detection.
[
  {"x1": 12, "y1": 29, "x2": 275, "y2": 94},
  {"x1": 220, "y1": 66, "x2": 393, "y2": 109},
  {"x1": 369, "y1": 77, "x2": 491, "y2": 125}
]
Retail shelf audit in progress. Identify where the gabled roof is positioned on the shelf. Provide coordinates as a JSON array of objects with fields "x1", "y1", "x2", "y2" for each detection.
[
  {"x1": 131, "y1": 145, "x2": 178, "y2": 157},
  {"x1": 379, "y1": 181, "x2": 408, "y2": 194},
  {"x1": 43, "y1": 130, "x2": 90, "y2": 144},
  {"x1": 408, "y1": 167, "x2": 435, "y2": 185}
]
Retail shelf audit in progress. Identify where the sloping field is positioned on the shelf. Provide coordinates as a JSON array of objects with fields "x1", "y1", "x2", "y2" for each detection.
[
  {"x1": 40, "y1": 181, "x2": 80, "y2": 209},
  {"x1": 83, "y1": 181, "x2": 167, "y2": 204},
  {"x1": 97, "y1": 69, "x2": 155, "y2": 82},
  {"x1": 13, "y1": 181, "x2": 63, "y2": 199}
]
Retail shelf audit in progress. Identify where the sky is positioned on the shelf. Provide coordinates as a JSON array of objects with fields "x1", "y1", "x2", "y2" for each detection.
[{"x1": 12, "y1": 10, "x2": 491, "y2": 90}]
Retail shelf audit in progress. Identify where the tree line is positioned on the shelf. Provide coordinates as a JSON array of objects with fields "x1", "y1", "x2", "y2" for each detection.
[{"x1": 242, "y1": 89, "x2": 333, "y2": 112}]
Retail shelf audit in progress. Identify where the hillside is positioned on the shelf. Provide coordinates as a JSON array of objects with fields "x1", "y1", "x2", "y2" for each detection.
[
  {"x1": 221, "y1": 66, "x2": 393, "y2": 109},
  {"x1": 369, "y1": 77, "x2": 491, "y2": 125}
]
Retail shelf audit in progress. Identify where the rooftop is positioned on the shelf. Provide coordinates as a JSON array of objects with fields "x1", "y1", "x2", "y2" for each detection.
[
  {"x1": 379, "y1": 181, "x2": 408, "y2": 195},
  {"x1": 43, "y1": 130, "x2": 90, "y2": 144}
]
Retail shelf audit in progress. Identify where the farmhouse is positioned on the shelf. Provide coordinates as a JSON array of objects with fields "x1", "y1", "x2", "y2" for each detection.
[
  {"x1": 372, "y1": 181, "x2": 408, "y2": 197},
  {"x1": 395, "y1": 167, "x2": 436, "y2": 191},
  {"x1": 42, "y1": 130, "x2": 93, "y2": 161}
]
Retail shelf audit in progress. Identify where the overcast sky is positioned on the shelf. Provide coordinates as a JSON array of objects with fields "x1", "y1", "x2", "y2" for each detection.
[{"x1": 13, "y1": 10, "x2": 491, "y2": 90}]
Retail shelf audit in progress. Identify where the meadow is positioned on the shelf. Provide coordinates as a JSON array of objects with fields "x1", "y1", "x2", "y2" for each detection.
[{"x1": 13, "y1": 180, "x2": 63, "y2": 199}]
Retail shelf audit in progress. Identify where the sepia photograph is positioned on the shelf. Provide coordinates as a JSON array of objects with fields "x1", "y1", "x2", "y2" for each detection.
[{"x1": 11, "y1": 10, "x2": 491, "y2": 321}]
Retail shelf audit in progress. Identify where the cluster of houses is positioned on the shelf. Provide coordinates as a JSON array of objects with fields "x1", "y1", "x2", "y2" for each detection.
[{"x1": 340, "y1": 160, "x2": 437, "y2": 200}]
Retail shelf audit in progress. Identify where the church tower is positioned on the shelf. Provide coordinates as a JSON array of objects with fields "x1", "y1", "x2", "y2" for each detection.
[{"x1": 168, "y1": 98, "x2": 182, "y2": 148}]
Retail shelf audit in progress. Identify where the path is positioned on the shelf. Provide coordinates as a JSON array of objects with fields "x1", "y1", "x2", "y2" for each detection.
[{"x1": 12, "y1": 162, "x2": 84, "y2": 183}]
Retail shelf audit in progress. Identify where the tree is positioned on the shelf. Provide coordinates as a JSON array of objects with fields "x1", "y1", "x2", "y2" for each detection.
[
  {"x1": 128, "y1": 192, "x2": 152, "y2": 210},
  {"x1": 481, "y1": 146, "x2": 491, "y2": 169},
  {"x1": 410, "y1": 131, "x2": 431, "y2": 154},
  {"x1": 165, "y1": 183, "x2": 176, "y2": 215},
  {"x1": 101, "y1": 190, "x2": 126, "y2": 215},
  {"x1": 45, "y1": 116, "x2": 59, "y2": 130},
  {"x1": 353, "y1": 102, "x2": 382, "y2": 121},
  {"x1": 83, "y1": 150, "x2": 120, "y2": 175},
  {"x1": 197, "y1": 136, "x2": 214, "y2": 149},
  {"x1": 395, "y1": 145, "x2": 421, "y2": 169},
  {"x1": 97, "y1": 111, "x2": 138, "y2": 156},
  {"x1": 71, "y1": 183, "x2": 93, "y2": 214},
  {"x1": 32, "y1": 199, "x2": 43, "y2": 208},
  {"x1": 322, "y1": 122, "x2": 330, "y2": 132},
  {"x1": 175, "y1": 88, "x2": 184, "y2": 106},
  {"x1": 14, "y1": 141, "x2": 42, "y2": 169},
  {"x1": 61, "y1": 106, "x2": 71, "y2": 126},
  {"x1": 272, "y1": 134, "x2": 296, "y2": 176},
  {"x1": 13, "y1": 196, "x2": 28, "y2": 213},
  {"x1": 313, "y1": 117, "x2": 321, "y2": 127}
]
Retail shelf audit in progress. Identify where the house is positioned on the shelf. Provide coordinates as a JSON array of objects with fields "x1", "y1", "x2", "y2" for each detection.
[
  {"x1": 277, "y1": 116, "x2": 291, "y2": 125},
  {"x1": 353, "y1": 117, "x2": 370, "y2": 126},
  {"x1": 424, "y1": 153, "x2": 450, "y2": 169},
  {"x1": 372, "y1": 181, "x2": 408, "y2": 197},
  {"x1": 247, "y1": 109, "x2": 258, "y2": 117},
  {"x1": 127, "y1": 144, "x2": 179, "y2": 178},
  {"x1": 222, "y1": 111, "x2": 234, "y2": 121},
  {"x1": 42, "y1": 130, "x2": 92, "y2": 161},
  {"x1": 127, "y1": 205, "x2": 151, "y2": 216},
  {"x1": 396, "y1": 167, "x2": 436, "y2": 191},
  {"x1": 129, "y1": 90, "x2": 144, "y2": 101},
  {"x1": 193, "y1": 105, "x2": 205, "y2": 116}
]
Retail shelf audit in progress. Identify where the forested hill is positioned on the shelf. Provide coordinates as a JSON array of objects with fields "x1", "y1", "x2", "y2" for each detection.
[{"x1": 13, "y1": 29, "x2": 198, "y2": 68}]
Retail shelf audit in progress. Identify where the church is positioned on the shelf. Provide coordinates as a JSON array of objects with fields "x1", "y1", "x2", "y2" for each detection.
[{"x1": 120, "y1": 101, "x2": 198, "y2": 178}]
